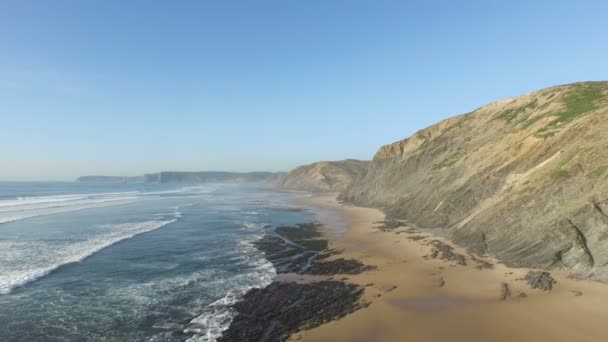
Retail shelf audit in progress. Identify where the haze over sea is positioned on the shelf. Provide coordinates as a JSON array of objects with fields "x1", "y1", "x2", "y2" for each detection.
[{"x1": 0, "y1": 181, "x2": 310, "y2": 341}]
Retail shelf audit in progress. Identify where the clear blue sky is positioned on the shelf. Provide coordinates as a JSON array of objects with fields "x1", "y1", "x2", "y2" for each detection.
[{"x1": 1, "y1": 0, "x2": 607, "y2": 180}]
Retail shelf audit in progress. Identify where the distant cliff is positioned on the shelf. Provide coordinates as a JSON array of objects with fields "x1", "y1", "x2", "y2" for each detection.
[
  {"x1": 277, "y1": 160, "x2": 369, "y2": 192},
  {"x1": 78, "y1": 172, "x2": 283, "y2": 184},
  {"x1": 145, "y1": 171, "x2": 283, "y2": 184},
  {"x1": 340, "y1": 81, "x2": 608, "y2": 280},
  {"x1": 76, "y1": 176, "x2": 144, "y2": 183}
]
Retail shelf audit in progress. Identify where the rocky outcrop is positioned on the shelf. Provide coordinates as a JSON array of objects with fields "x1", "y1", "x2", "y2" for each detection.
[
  {"x1": 425, "y1": 240, "x2": 467, "y2": 266},
  {"x1": 523, "y1": 271, "x2": 557, "y2": 291},
  {"x1": 277, "y1": 159, "x2": 369, "y2": 192},
  {"x1": 500, "y1": 283, "x2": 512, "y2": 300},
  {"x1": 340, "y1": 81, "x2": 608, "y2": 280},
  {"x1": 218, "y1": 281, "x2": 364, "y2": 342},
  {"x1": 253, "y1": 223, "x2": 375, "y2": 275},
  {"x1": 217, "y1": 223, "x2": 374, "y2": 342}
]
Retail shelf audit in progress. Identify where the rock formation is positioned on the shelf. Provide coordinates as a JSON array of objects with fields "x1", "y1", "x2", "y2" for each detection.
[
  {"x1": 277, "y1": 159, "x2": 369, "y2": 192},
  {"x1": 340, "y1": 81, "x2": 608, "y2": 280}
]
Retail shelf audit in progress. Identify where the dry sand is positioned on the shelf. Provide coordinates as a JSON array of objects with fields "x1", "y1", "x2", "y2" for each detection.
[{"x1": 288, "y1": 193, "x2": 608, "y2": 342}]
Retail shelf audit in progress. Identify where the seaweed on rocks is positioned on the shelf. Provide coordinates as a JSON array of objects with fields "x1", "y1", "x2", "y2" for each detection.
[
  {"x1": 254, "y1": 223, "x2": 374, "y2": 275},
  {"x1": 218, "y1": 281, "x2": 364, "y2": 342},
  {"x1": 276, "y1": 223, "x2": 323, "y2": 240},
  {"x1": 252, "y1": 235, "x2": 317, "y2": 273},
  {"x1": 219, "y1": 222, "x2": 376, "y2": 341},
  {"x1": 303, "y1": 258, "x2": 376, "y2": 276}
]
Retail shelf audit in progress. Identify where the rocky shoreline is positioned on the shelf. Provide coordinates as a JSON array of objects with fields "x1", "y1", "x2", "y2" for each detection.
[{"x1": 218, "y1": 223, "x2": 375, "y2": 342}]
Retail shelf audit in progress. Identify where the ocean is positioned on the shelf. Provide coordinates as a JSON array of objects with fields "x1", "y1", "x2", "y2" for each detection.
[{"x1": 0, "y1": 181, "x2": 311, "y2": 341}]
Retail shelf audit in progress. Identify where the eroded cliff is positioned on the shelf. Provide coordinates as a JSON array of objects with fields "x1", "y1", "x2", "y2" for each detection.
[
  {"x1": 340, "y1": 82, "x2": 608, "y2": 279},
  {"x1": 278, "y1": 160, "x2": 369, "y2": 192}
]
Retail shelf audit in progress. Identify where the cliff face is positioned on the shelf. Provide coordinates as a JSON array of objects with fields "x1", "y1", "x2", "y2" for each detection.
[
  {"x1": 147, "y1": 171, "x2": 280, "y2": 184},
  {"x1": 278, "y1": 160, "x2": 369, "y2": 192},
  {"x1": 76, "y1": 176, "x2": 144, "y2": 183},
  {"x1": 340, "y1": 82, "x2": 608, "y2": 280}
]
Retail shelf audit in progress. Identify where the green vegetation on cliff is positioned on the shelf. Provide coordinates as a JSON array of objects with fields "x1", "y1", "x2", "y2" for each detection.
[{"x1": 340, "y1": 81, "x2": 608, "y2": 280}]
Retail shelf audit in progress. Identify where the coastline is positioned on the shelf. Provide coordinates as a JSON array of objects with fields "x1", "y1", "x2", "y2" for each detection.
[{"x1": 289, "y1": 193, "x2": 608, "y2": 342}]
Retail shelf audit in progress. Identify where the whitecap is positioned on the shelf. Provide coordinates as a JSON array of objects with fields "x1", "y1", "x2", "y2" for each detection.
[
  {"x1": 183, "y1": 236, "x2": 276, "y2": 342},
  {"x1": 0, "y1": 219, "x2": 176, "y2": 295}
]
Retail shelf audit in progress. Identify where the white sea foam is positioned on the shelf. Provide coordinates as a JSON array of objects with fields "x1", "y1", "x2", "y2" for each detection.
[
  {"x1": 0, "y1": 194, "x2": 93, "y2": 208},
  {"x1": 240, "y1": 222, "x2": 269, "y2": 230},
  {"x1": 0, "y1": 199, "x2": 137, "y2": 224},
  {"x1": 0, "y1": 196, "x2": 139, "y2": 214},
  {"x1": 0, "y1": 186, "x2": 206, "y2": 225},
  {"x1": 0, "y1": 219, "x2": 176, "y2": 295},
  {"x1": 184, "y1": 235, "x2": 276, "y2": 342}
]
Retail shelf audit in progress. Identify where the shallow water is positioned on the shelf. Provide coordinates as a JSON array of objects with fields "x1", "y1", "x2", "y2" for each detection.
[{"x1": 0, "y1": 182, "x2": 311, "y2": 341}]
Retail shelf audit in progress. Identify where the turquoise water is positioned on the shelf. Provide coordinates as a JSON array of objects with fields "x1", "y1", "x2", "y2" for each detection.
[{"x1": 0, "y1": 182, "x2": 311, "y2": 341}]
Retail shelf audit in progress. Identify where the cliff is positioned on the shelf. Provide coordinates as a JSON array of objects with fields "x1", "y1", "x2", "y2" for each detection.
[
  {"x1": 76, "y1": 176, "x2": 144, "y2": 183},
  {"x1": 277, "y1": 159, "x2": 369, "y2": 192},
  {"x1": 340, "y1": 81, "x2": 608, "y2": 280},
  {"x1": 78, "y1": 172, "x2": 283, "y2": 184},
  {"x1": 146, "y1": 171, "x2": 282, "y2": 184}
]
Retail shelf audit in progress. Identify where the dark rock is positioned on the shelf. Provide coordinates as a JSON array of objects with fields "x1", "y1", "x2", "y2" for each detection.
[
  {"x1": 407, "y1": 235, "x2": 426, "y2": 241},
  {"x1": 426, "y1": 240, "x2": 467, "y2": 266},
  {"x1": 377, "y1": 220, "x2": 405, "y2": 231},
  {"x1": 470, "y1": 255, "x2": 494, "y2": 269},
  {"x1": 218, "y1": 281, "x2": 364, "y2": 342},
  {"x1": 384, "y1": 285, "x2": 398, "y2": 292},
  {"x1": 276, "y1": 223, "x2": 323, "y2": 241},
  {"x1": 438, "y1": 277, "x2": 446, "y2": 288},
  {"x1": 218, "y1": 223, "x2": 376, "y2": 341},
  {"x1": 303, "y1": 258, "x2": 376, "y2": 276},
  {"x1": 523, "y1": 271, "x2": 557, "y2": 291},
  {"x1": 253, "y1": 235, "x2": 316, "y2": 273},
  {"x1": 254, "y1": 223, "x2": 375, "y2": 276},
  {"x1": 384, "y1": 220, "x2": 404, "y2": 229},
  {"x1": 500, "y1": 282, "x2": 511, "y2": 300}
]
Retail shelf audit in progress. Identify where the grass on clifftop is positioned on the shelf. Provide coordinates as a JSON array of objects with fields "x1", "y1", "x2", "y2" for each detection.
[
  {"x1": 531, "y1": 83, "x2": 606, "y2": 137},
  {"x1": 494, "y1": 99, "x2": 539, "y2": 123}
]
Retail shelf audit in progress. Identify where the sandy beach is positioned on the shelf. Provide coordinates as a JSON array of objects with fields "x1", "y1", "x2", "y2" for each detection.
[{"x1": 290, "y1": 193, "x2": 608, "y2": 342}]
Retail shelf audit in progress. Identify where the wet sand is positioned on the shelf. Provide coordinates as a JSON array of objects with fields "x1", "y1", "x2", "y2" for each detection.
[{"x1": 290, "y1": 193, "x2": 608, "y2": 342}]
